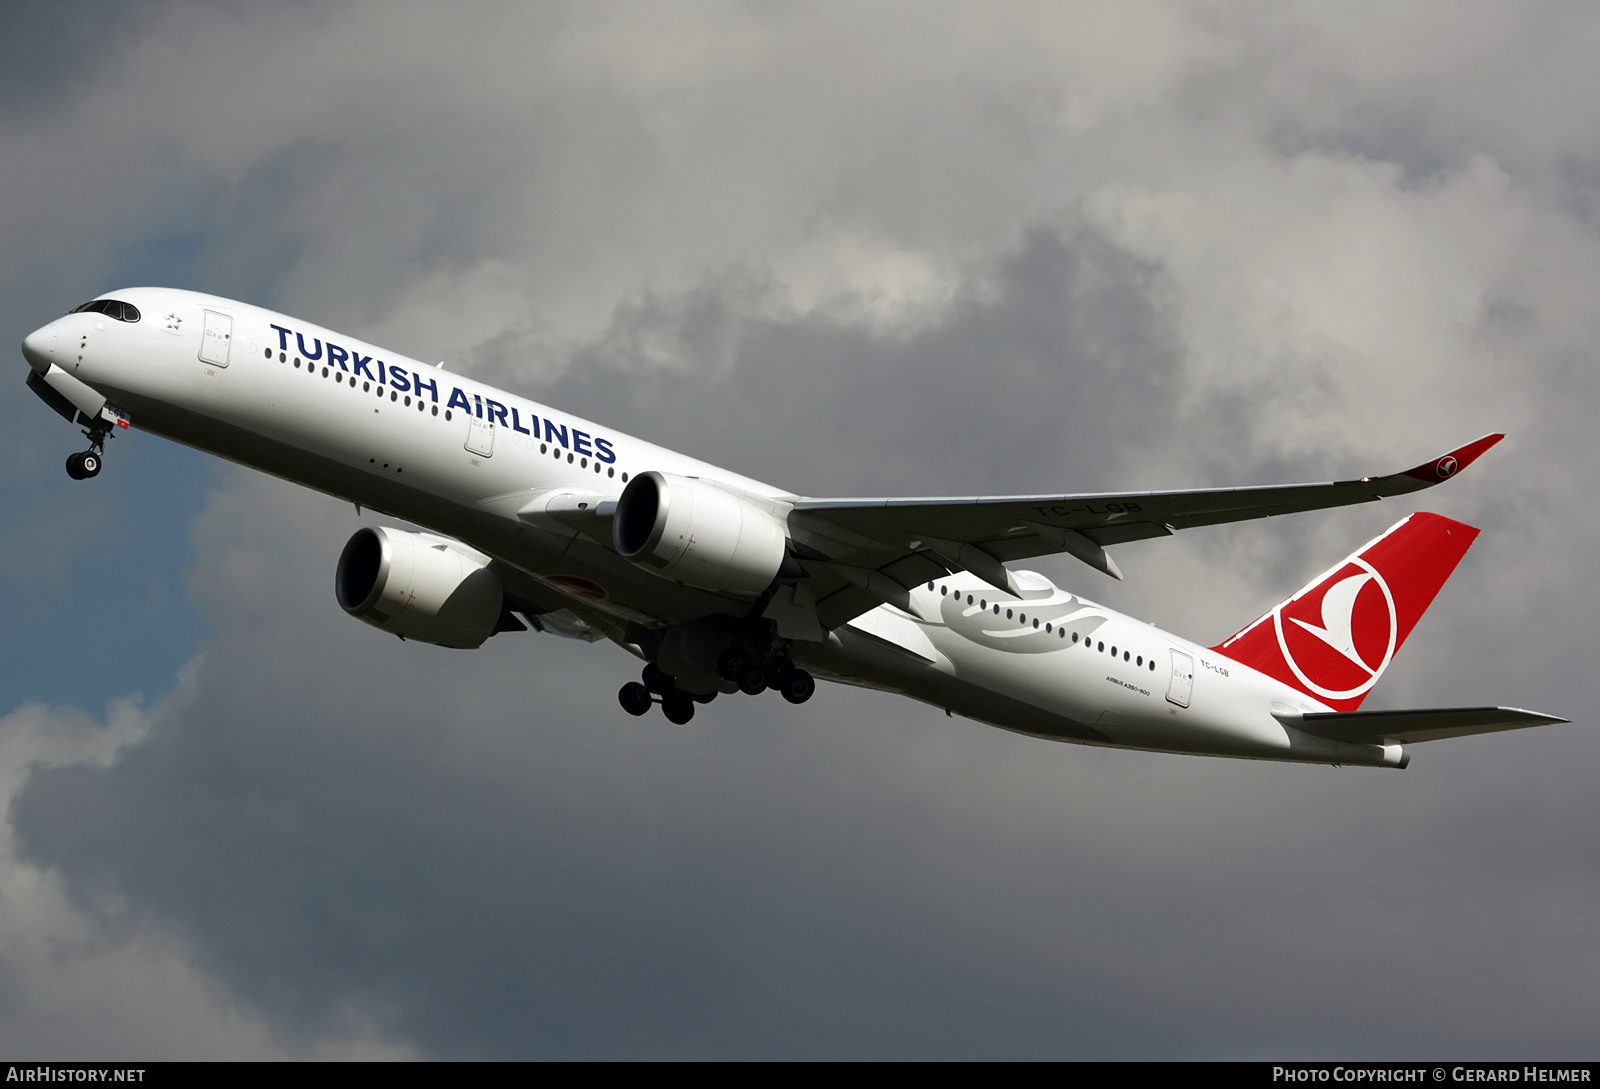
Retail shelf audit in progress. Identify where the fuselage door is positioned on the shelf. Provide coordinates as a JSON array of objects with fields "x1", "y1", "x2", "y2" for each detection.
[
  {"x1": 199, "y1": 311, "x2": 232, "y2": 367},
  {"x1": 1166, "y1": 649, "x2": 1194, "y2": 708},
  {"x1": 465, "y1": 414, "x2": 494, "y2": 458}
]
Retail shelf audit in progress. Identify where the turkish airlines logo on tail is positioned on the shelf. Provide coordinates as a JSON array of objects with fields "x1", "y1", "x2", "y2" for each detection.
[
  {"x1": 1273, "y1": 558, "x2": 1398, "y2": 700},
  {"x1": 1213, "y1": 512, "x2": 1480, "y2": 711}
]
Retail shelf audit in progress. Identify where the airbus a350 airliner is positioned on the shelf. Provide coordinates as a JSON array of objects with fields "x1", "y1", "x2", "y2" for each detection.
[{"x1": 20, "y1": 288, "x2": 1568, "y2": 768}]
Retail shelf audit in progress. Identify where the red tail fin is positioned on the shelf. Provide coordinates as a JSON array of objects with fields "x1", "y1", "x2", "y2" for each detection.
[{"x1": 1213, "y1": 512, "x2": 1480, "y2": 710}]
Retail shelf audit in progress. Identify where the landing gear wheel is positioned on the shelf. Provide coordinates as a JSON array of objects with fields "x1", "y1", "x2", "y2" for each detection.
[
  {"x1": 661, "y1": 693, "x2": 696, "y2": 724},
  {"x1": 642, "y1": 663, "x2": 675, "y2": 695},
  {"x1": 737, "y1": 663, "x2": 769, "y2": 696},
  {"x1": 618, "y1": 682, "x2": 653, "y2": 717},
  {"x1": 779, "y1": 668, "x2": 816, "y2": 705},
  {"x1": 65, "y1": 420, "x2": 111, "y2": 481}
]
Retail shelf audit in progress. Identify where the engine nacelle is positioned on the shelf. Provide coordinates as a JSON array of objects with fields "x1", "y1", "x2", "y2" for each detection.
[
  {"x1": 613, "y1": 471, "x2": 788, "y2": 596},
  {"x1": 336, "y1": 526, "x2": 504, "y2": 649}
]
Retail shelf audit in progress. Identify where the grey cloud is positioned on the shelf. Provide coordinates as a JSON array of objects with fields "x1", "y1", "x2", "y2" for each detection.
[
  {"x1": 0, "y1": 2, "x2": 167, "y2": 118},
  {"x1": 532, "y1": 224, "x2": 1183, "y2": 498}
]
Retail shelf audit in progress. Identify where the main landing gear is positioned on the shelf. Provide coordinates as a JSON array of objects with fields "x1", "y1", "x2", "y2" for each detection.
[
  {"x1": 716, "y1": 648, "x2": 815, "y2": 705},
  {"x1": 64, "y1": 422, "x2": 111, "y2": 481},
  {"x1": 616, "y1": 654, "x2": 816, "y2": 723},
  {"x1": 617, "y1": 663, "x2": 713, "y2": 723}
]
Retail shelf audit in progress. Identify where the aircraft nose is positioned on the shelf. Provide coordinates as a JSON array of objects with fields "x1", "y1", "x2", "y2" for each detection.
[{"x1": 21, "y1": 323, "x2": 57, "y2": 374}]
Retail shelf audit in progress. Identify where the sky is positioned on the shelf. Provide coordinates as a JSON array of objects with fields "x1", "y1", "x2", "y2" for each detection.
[{"x1": 0, "y1": 1, "x2": 1597, "y2": 1059}]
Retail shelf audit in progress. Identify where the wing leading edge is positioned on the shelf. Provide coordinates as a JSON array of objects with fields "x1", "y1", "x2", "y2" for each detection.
[{"x1": 785, "y1": 434, "x2": 1504, "y2": 630}]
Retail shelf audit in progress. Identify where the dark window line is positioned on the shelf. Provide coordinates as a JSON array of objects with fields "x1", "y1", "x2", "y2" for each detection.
[
  {"x1": 929, "y1": 582, "x2": 1161, "y2": 670},
  {"x1": 272, "y1": 344, "x2": 632, "y2": 483}
]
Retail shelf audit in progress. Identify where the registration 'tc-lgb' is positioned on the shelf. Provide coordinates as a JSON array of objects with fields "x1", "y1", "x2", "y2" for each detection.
[{"x1": 21, "y1": 289, "x2": 1569, "y2": 768}]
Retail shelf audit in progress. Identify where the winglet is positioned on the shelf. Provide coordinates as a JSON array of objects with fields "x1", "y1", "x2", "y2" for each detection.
[{"x1": 1400, "y1": 433, "x2": 1504, "y2": 484}]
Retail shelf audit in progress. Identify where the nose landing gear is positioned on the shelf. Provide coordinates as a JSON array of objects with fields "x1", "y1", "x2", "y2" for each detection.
[{"x1": 64, "y1": 422, "x2": 111, "y2": 481}]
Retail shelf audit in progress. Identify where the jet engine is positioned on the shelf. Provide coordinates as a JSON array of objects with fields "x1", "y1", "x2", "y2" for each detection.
[
  {"x1": 336, "y1": 526, "x2": 505, "y2": 648},
  {"x1": 613, "y1": 471, "x2": 788, "y2": 596}
]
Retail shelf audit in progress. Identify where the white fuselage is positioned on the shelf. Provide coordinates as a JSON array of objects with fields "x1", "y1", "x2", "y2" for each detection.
[{"x1": 23, "y1": 287, "x2": 1402, "y2": 768}]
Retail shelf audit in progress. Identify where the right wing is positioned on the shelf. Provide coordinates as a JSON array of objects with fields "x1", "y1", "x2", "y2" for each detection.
[{"x1": 786, "y1": 434, "x2": 1506, "y2": 630}]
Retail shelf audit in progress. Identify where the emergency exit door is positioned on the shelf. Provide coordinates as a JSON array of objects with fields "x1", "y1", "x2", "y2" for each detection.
[
  {"x1": 1167, "y1": 649, "x2": 1194, "y2": 708},
  {"x1": 199, "y1": 311, "x2": 232, "y2": 367}
]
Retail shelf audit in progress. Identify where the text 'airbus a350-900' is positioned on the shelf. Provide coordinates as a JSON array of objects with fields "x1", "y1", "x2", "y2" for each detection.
[{"x1": 21, "y1": 288, "x2": 1568, "y2": 768}]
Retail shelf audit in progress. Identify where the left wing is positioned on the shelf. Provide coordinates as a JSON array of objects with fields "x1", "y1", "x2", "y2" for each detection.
[{"x1": 784, "y1": 434, "x2": 1503, "y2": 630}]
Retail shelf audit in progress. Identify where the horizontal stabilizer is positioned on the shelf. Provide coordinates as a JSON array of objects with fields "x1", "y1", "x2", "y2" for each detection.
[{"x1": 1275, "y1": 706, "x2": 1570, "y2": 745}]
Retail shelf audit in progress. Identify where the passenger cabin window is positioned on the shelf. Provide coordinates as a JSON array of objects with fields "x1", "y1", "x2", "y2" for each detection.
[{"x1": 71, "y1": 298, "x2": 141, "y2": 323}]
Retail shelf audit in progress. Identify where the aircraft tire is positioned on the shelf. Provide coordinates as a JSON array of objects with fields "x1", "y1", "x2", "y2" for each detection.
[
  {"x1": 661, "y1": 694, "x2": 695, "y2": 724},
  {"x1": 65, "y1": 453, "x2": 86, "y2": 480},
  {"x1": 780, "y1": 669, "x2": 816, "y2": 705},
  {"x1": 738, "y1": 665, "x2": 768, "y2": 696},
  {"x1": 618, "y1": 682, "x2": 653, "y2": 717}
]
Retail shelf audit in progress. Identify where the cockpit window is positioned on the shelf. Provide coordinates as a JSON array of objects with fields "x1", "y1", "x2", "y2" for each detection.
[{"x1": 70, "y1": 298, "x2": 140, "y2": 323}]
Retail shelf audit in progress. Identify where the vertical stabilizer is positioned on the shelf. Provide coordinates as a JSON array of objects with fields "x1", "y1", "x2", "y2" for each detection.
[{"x1": 1213, "y1": 513, "x2": 1479, "y2": 711}]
